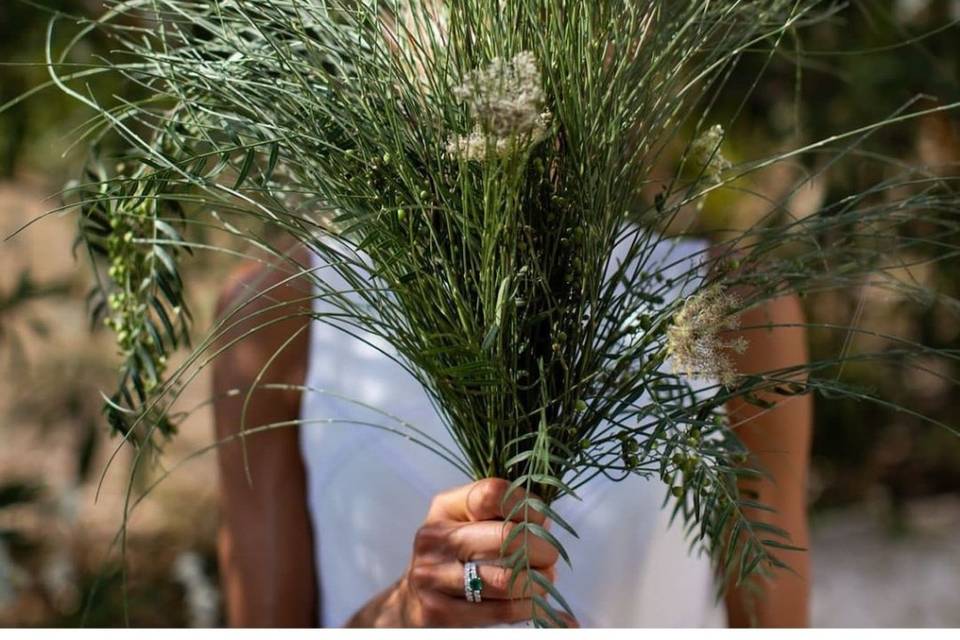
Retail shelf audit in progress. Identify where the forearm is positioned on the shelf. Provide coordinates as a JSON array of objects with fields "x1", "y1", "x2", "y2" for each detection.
[
  {"x1": 214, "y1": 373, "x2": 317, "y2": 626},
  {"x1": 217, "y1": 465, "x2": 318, "y2": 627},
  {"x1": 723, "y1": 294, "x2": 813, "y2": 627},
  {"x1": 722, "y1": 399, "x2": 812, "y2": 627},
  {"x1": 212, "y1": 249, "x2": 319, "y2": 626}
]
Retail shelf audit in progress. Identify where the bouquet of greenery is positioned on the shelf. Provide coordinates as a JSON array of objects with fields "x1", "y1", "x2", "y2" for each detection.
[{"x1": 29, "y1": 0, "x2": 959, "y2": 626}]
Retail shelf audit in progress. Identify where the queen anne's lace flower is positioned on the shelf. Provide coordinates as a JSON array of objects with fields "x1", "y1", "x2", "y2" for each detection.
[
  {"x1": 691, "y1": 124, "x2": 732, "y2": 183},
  {"x1": 445, "y1": 126, "x2": 502, "y2": 162},
  {"x1": 453, "y1": 51, "x2": 545, "y2": 136},
  {"x1": 445, "y1": 113, "x2": 552, "y2": 162},
  {"x1": 666, "y1": 284, "x2": 748, "y2": 386},
  {"x1": 446, "y1": 51, "x2": 552, "y2": 161}
]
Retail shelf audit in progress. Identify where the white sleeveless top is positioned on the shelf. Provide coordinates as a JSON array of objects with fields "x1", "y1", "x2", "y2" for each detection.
[{"x1": 298, "y1": 235, "x2": 726, "y2": 628}]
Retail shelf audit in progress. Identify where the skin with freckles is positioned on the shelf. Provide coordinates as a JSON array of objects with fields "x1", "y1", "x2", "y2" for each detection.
[{"x1": 212, "y1": 248, "x2": 811, "y2": 628}]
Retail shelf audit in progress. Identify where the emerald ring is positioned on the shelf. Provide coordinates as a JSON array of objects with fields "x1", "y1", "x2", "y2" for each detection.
[{"x1": 463, "y1": 561, "x2": 483, "y2": 603}]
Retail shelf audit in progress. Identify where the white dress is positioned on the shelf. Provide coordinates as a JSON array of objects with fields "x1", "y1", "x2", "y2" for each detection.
[{"x1": 298, "y1": 235, "x2": 727, "y2": 628}]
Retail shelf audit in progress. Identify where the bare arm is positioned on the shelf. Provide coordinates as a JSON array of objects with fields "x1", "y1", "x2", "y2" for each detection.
[
  {"x1": 212, "y1": 253, "x2": 317, "y2": 627},
  {"x1": 723, "y1": 293, "x2": 813, "y2": 627}
]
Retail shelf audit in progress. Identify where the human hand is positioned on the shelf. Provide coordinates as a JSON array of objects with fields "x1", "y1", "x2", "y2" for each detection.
[{"x1": 349, "y1": 478, "x2": 576, "y2": 628}]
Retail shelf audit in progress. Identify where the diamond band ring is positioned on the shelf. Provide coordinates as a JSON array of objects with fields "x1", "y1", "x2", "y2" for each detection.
[{"x1": 463, "y1": 561, "x2": 483, "y2": 603}]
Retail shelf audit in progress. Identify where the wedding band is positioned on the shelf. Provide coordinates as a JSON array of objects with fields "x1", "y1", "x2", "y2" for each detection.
[{"x1": 463, "y1": 561, "x2": 483, "y2": 603}]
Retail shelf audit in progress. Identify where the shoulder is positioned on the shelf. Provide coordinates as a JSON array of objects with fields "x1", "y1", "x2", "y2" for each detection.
[{"x1": 212, "y1": 245, "x2": 314, "y2": 399}]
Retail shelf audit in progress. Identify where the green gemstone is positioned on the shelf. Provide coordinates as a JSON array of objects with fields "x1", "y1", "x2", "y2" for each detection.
[{"x1": 469, "y1": 577, "x2": 484, "y2": 592}]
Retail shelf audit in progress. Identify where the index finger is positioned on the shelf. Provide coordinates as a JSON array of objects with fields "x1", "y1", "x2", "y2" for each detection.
[{"x1": 426, "y1": 478, "x2": 548, "y2": 526}]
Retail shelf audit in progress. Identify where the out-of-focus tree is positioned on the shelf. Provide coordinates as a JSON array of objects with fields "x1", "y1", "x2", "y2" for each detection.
[
  {"x1": 0, "y1": 1, "x2": 114, "y2": 178},
  {"x1": 701, "y1": 0, "x2": 960, "y2": 510}
]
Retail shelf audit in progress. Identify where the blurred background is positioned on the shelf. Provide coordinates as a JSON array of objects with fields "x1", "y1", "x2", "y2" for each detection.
[{"x1": 1, "y1": 0, "x2": 958, "y2": 628}]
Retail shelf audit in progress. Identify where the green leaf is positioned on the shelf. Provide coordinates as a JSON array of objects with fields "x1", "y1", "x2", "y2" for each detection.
[
  {"x1": 144, "y1": 318, "x2": 165, "y2": 351},
  {"x1": 480, "y1": 323, "x2": 499, "y2": 352},
  {"x1": 747, "y1": 521, "x2": 792, "y2": 539},
  {"x1": 234, "y1": 146, "x2": 257, "y2": 189},
  {"x1": 760, "y1": 539, "x2": 807, "y2": 552},
  {"x1": 153, "y1": 244, "x2": 177, "y2": 276},
  {"x1": 135, "y1": 344, "x2": 158, "y2": 384},
  {"x1": 264, "y1": 142, "x2": 280, "y2": 184},
  {"x1": 499, "y1": 520, "x2": 571, "y2": 569},
  {"x1": 532, "y1": 594, "x2": 569, "y2": 628},
  {"x1": 506, "y1": 474, "x2": 578, "y2": 502},
  {"x1": 153, "y1": 219, "x2": 183, "y2": 243},
  {"x1": 151, "y1": 298, "x2": 179, "y2": 347},
  {"x1": 521, "y1": 498, "x2": 580, "y2": 539},
  {"x1": 525, "y1": 521, "x2": 571, "y2": 566},
  {"x1": 530, "y1": 570, "x2": 575, "y2": 617},
  {"x1": 155, "y1": 272, "x2": 183, "y2": 310},
  {"x1": 741, "y1": 546, "x2": 764, "y2": 581},
  {"x1": 724, "y1": 520, "x2": 744, "y2": 570}
]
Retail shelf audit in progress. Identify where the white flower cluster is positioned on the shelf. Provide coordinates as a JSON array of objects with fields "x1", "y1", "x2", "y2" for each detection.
[
  {"x1": 447, "y1": 51, "x2": 552, "y2": 161},
  {"x1": 453, "y1": 51, "x2": 545, "y2": 136},
  {"x1": 445, "y1": 117, "x2": 551, "y2": 162},
  {"x1": 445, "y1": 126, "x2": 510, "y2": 161},
  {"x1": 690, "y1": 124, "x2": 732, "y2": 183},
  {"x1": 666, "y1": 284, "x2": 748, "y2": 387}
]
